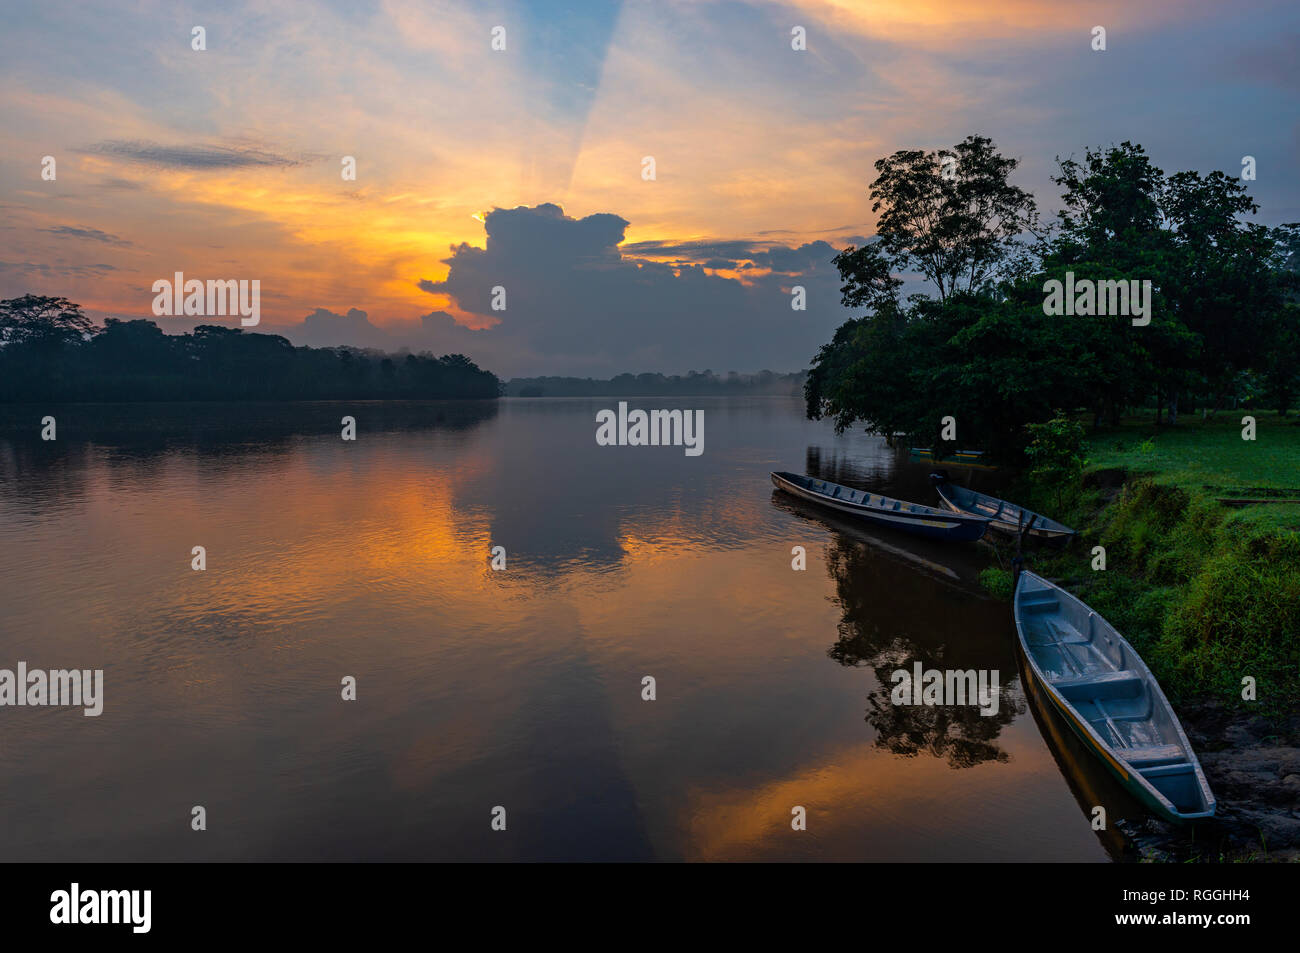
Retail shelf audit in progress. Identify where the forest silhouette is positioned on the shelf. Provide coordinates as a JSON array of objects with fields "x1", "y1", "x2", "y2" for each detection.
[{"x1": 0, "y1": 296, "x2": 501, "y2": 401}]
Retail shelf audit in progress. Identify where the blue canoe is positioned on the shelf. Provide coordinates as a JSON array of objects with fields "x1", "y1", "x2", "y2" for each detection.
[
  {"x1": 1014, "y1": 570, "x2": 1215, "y2": 824},
  {"x1": 931, "y1": 473, "x2": 1076, "y2": 543},
  {"x1": 770, "y1": 471, "x2": 990, "y2": 542}
]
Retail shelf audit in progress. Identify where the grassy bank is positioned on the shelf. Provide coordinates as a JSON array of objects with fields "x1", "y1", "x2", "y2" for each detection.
[{"x1": 985, "y1": 410, "x2": 1300, "y2": 715}]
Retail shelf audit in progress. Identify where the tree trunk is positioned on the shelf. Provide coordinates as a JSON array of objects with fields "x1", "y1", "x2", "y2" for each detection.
[{"x1": 1169, "y1": 390, "x2": 1179, "y2": 426}]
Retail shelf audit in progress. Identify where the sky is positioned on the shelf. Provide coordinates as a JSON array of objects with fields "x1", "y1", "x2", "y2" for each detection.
[{"x1": 1, "y1": 0, "x2": 1297, "y2": 377}]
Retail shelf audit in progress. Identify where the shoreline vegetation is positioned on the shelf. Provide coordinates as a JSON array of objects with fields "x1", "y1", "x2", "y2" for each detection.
[
  {"x1": 982, "y1": 411, "x2": 1299, "y2": 710},
  {"x1": 800, "y1": 134, "x2": 1297, "y2": 861},
  {"x1": 0, "y1": 296, "x2": 806, "y2": 403},
  {"x1": 979, "y1": 411, "x2": 1300, "y2": 861},
  {"x1": 504, "y1": 370, "x2": 806, "y2": 397},
  {"x1": 0, "y1": 297, "x2": 501, "y2": 401}
]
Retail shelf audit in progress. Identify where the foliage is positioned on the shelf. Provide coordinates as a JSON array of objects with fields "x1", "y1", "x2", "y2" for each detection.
[
  {"x1": 505, "y1": 369, "x2": 805, "y2": 397},
  {"x1": 978, "y1": 566, "x2": 1014, "y2": 601},
  {"x1": 0, "y1": 295, "x2": 94, "y2": 348},
  {"x1": 1024, "y1": 413, "x2": 1086, "y2": 508},
  {"x1": 1027, "y1": 415, "x2": 1300, "y2": 713},
  {"x1": 0, "y1": 309, "x2": 501, "y2": 402},
  {"x1": 806, "y1": 137, "x2": 1300, "y2": 456},
  {"x1": 834, "y1": 134, "x2": 1041, "y2": 312}
]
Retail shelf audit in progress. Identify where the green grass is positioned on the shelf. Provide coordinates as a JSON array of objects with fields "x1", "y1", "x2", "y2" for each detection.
[
  {"x1": 1012, "y1": 410, "x2": 1300, "y2": 714},
  {"x1": 979, "y1": 566, "x2": 1015, "y2": 600},
  {"x1": 1086, "y1": 410, "x2": 1300, "y2": 520}
]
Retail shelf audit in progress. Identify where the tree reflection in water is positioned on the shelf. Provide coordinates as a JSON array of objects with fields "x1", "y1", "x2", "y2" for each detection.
[{"x1": 821, "y1": 521, "x2": 1025, "y2": 769}]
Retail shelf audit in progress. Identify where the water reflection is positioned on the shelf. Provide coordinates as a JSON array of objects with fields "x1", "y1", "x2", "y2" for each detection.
[
  {"x1": 1018, "y1": 650, "x2": 1140, "y2": 859},
  {"x1": 0, "y1": 397, "x2": 1113, "y2": 861},
  {"x1": 805, "y1": 444, "x2": 897, "y2": 488},
  {"x1": 0, "y1": 401, "x2": 500, "y2": 515},
  {"x1": 772, "y1": 491, "x2": 1023, "y2": 769},
  {"x1": 776, "y1": 451, "x2": 1126, "y2": 852}
]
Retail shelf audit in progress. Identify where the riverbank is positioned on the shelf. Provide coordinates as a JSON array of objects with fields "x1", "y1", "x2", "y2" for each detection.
[
  {"x1": 982, "y1": 410, "x2": 1300, "y2": 861},
  {"x1": 1117, "y1": 698, "x2": 1300, "y2": 862}
]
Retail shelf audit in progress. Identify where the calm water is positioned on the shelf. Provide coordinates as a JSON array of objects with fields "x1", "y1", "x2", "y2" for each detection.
[{"x1": 0, "y1": 397, "x2": 1131, "y2": 861}]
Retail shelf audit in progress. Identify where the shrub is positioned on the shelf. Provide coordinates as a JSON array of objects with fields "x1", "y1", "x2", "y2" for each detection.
[
  {"x1": 979, "y1": 566, "x2": 1015, "y2": 601},
  {"x1": 1073, "y1": 475, "x2": 1299, "y2": 711},
  {"x1": 1025, "y1": 413, "x2": 1086, "y2": 509}
]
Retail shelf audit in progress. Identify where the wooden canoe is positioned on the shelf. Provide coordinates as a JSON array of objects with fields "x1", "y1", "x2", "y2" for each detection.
[
  {"x1": 1014, "y1": 570, "x2": 1215, "y2": 824},
  {"x1": 770, "y1": 471, "x2": 990, "y2": 542},
  {"x1": 931, "y1": 473, "x2": 1075, "y2": 543}
]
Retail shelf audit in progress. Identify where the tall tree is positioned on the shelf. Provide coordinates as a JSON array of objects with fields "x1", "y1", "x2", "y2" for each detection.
[
  {"x1": 832, "y1": 134, "x2": 1040, "y2": 312},
  {"x1": 807, "y1": 136, "x2": 1299, "y2": 457},
  {"x1": 0, "y1": 294, "x2": 94, "y2": 348},
  {"x1": 810, "y1": 136, "x2": 1039, "y2": 444},
  {"x1": 1161, "y1": 171, "x2": 1285, "y2": 417}
]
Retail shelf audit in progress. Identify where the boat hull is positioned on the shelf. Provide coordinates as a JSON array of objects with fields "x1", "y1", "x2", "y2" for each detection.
[
  {"x1": 932, "y1": 477, "x2": 1075, "y2": 543},
  {"x1": 1014, "y1": 571, "x2": 1214, "y2": 824},
  {"x1": 1023, "y1": 659, "x2": 1193, "y2": 822},
  {"x1": 936, "y1": 495, "x2": 1074, "y2": 541},
  {"x1": 770, "y1": 472, "x2": 989, "y2": 542}
]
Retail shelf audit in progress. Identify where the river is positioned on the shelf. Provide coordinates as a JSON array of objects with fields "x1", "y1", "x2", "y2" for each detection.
[{"x1": 0, "y1": 397, "x2": 1132, "y2": 860}]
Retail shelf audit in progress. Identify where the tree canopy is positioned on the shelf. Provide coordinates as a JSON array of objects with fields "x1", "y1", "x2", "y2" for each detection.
[
  {"x1": 0, "y1": 307, "x2": 501, "y2": 402},
  {"x1": 806, "y1": 137, "x2": 1300, "y2": 460}
]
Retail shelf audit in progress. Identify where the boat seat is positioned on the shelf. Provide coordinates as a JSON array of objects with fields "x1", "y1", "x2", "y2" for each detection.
[
  {"x1": 1122, "y1": 745, "x2": 1186, "y2": 768},
  {"x1": 1019, "y1": 593, "x2": 1059, "y2": 614},
  {"x1": 1052, "y1": 670, "x2": 1143, "y2": 701}
]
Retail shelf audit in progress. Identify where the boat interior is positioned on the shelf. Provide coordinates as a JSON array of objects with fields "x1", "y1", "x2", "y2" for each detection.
[
  {"x1": 944, "y1": 481, "x2": 1075, "y2": 536},
  {"x1": 1017, "y1": 576, "x2": 1211, "y2": 816},
  {"x1": 953, "y1": 484, "x2": 1035, "y2": 526},
  {"x1": 804, "y1": 477, "x2": 923, "y2": 513}
]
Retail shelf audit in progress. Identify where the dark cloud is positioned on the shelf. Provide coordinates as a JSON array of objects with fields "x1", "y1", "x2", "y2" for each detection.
[
  {"x1": 417, "y1": 202, "x2": 854, "y2": 376},
  {"x1": 273, "y1": 307, "x2": 398, "y2": 350},
  {"x1": 756, "y1": 225, "x2": 872, "y2": 238},
  {"x1": 420, "y1": 310, "x2": 459, "y2": 331},
  {"x1": 95, "y1": 177, "x2": 146, "y2": 191},
  {"x1": 0, "y1": 261, "x2": 115, "y2": 278},
  {"x1": 81, "y1": 140, "x2": 306, "y2": 169},
  {"x1": 622, "y1": 238, "x2": 760, "y2": 261},
  {"x1": 620, "y1": 236, "x2": 870, "y2": 273},
  {"x1": 270, "y1": 306, "x2": 490, "y2": 358},
  {"x1": 749, "y1": 240, "x2": 840, "y2": 274},
  {"x1": 42, "y1": 225, "x2": 132, "y2": 246}
]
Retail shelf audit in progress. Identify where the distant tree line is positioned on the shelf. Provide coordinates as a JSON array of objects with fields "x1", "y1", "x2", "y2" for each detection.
[
  {"x1": 506, "y1": 369, "x2": 806, "y2": 397},
  {"x1": 0, "y1": 297, "x2": 501, "y2": 401},
  {"x1": 806, "y1": 136, "x2": 1300, "y2": 460}
]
